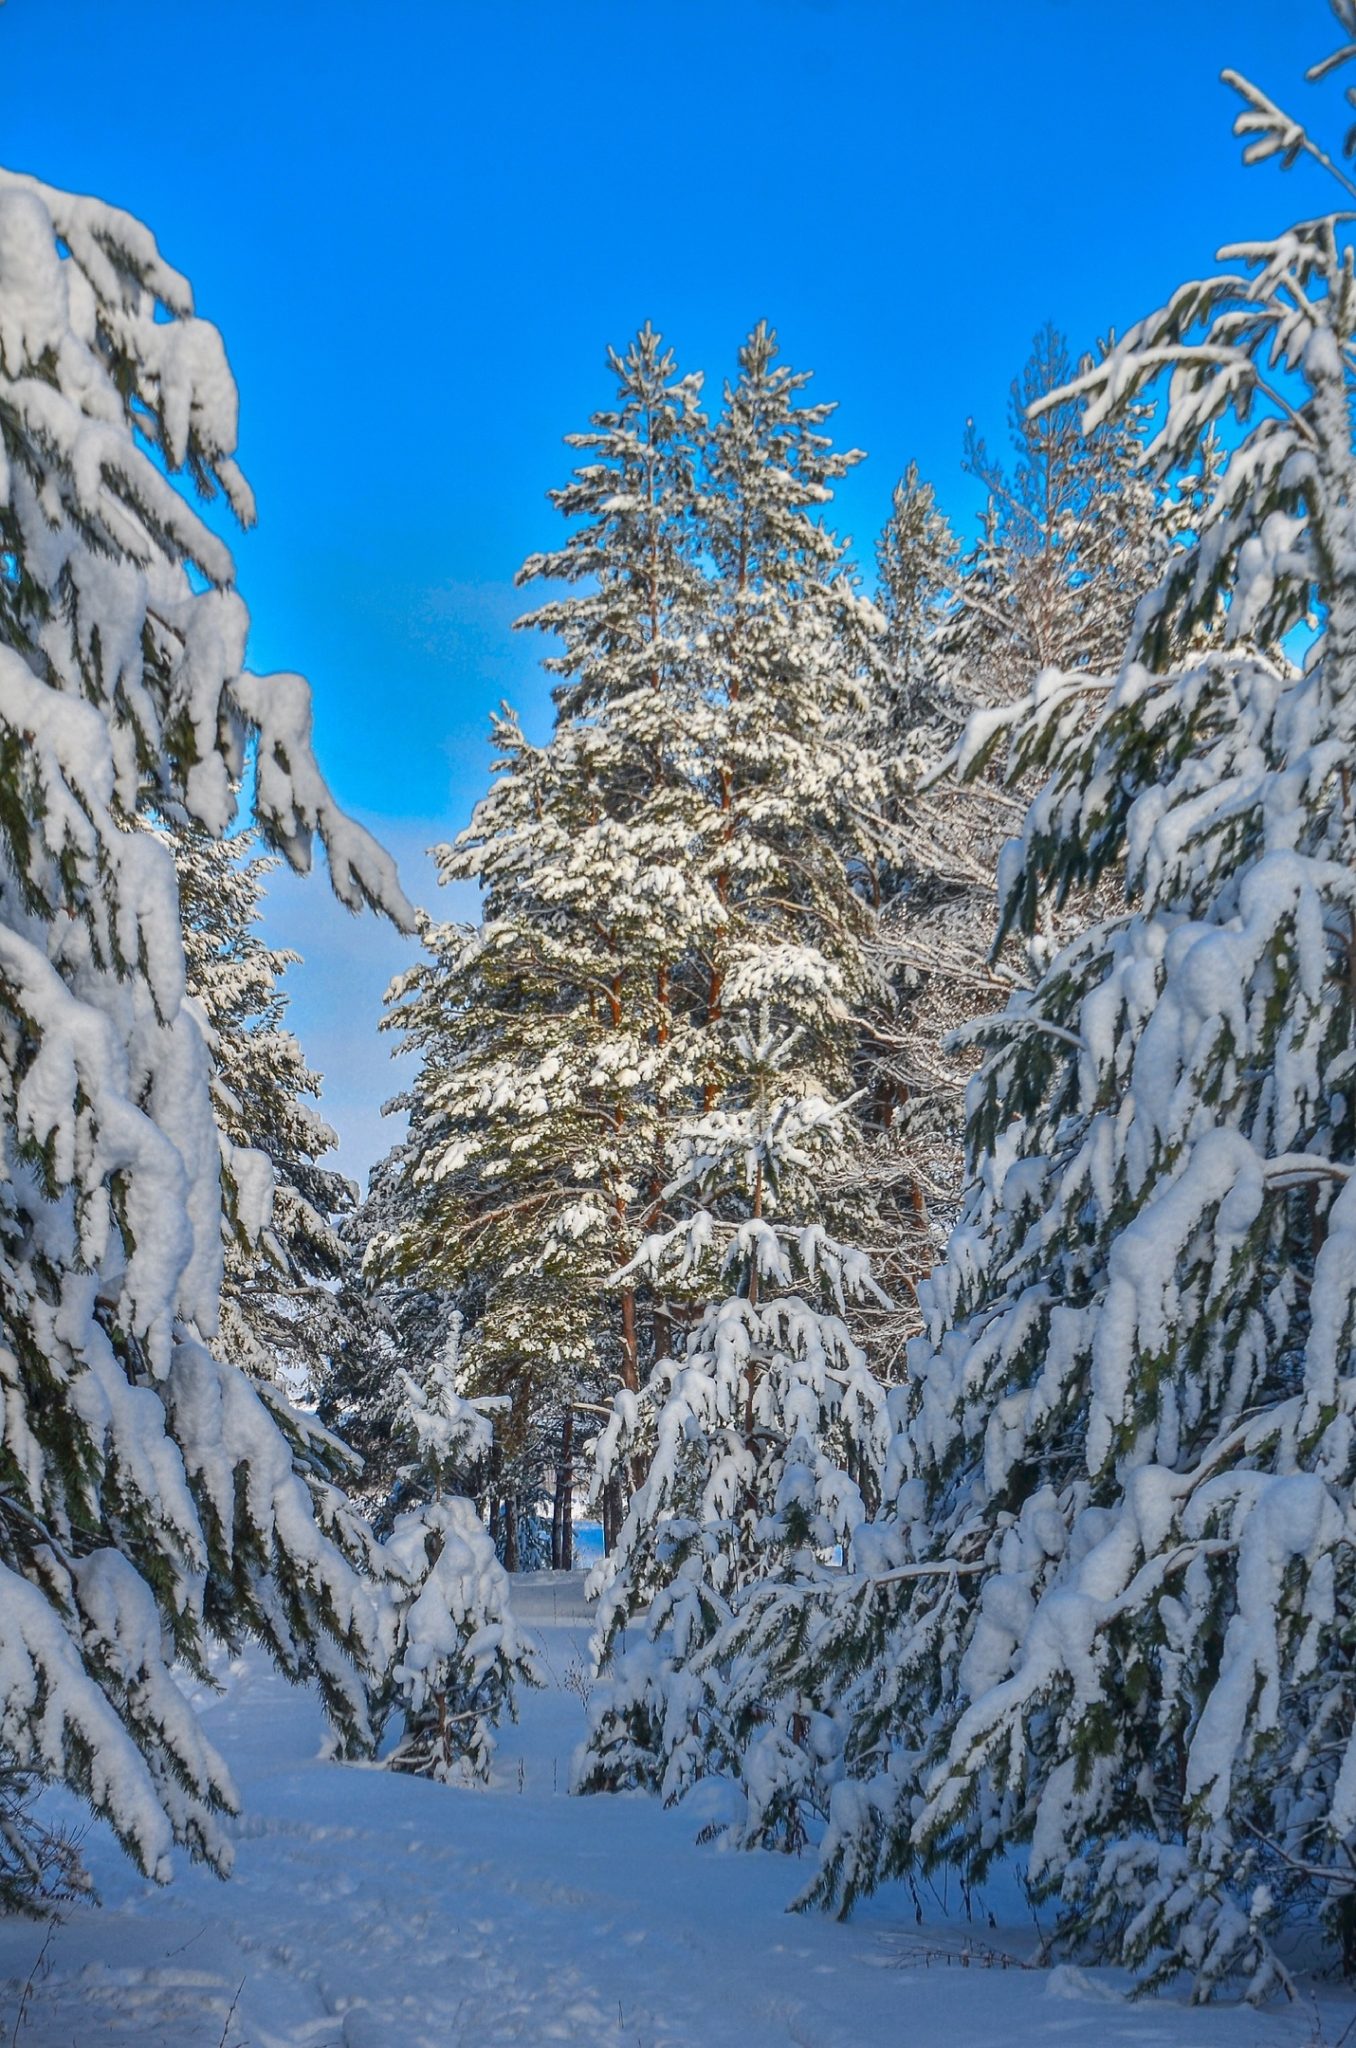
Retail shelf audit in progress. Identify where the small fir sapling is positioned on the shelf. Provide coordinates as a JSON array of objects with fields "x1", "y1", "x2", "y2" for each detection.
[{"x1": 378, "y1": 1321, "x2": 539, "y2": 1782}]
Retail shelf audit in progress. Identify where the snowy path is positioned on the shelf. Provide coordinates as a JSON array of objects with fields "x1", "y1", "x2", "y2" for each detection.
[{"x1": 2, "y1": 1573, "x2": 1352, "y2": 2047}]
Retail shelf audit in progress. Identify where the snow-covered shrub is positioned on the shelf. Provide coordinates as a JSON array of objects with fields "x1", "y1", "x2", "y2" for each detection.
[
  {"x1": 381, "y1": 1497, "x2": 536, "y2": 1783},
  {"x1": 377, "y1": 1332, "x2": 538, "y2": 1780}
]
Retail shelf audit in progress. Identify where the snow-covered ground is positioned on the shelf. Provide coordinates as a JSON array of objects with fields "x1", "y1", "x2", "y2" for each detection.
[{"x1": 3, "y1": 1572, "x2": 1353, "y2": 2047}]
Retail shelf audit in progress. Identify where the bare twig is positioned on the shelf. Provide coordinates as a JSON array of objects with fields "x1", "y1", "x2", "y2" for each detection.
[
  {"x1": 162, "y1": 1922, "x2": 209, "y2": 1960},
  {"x1": 216, "y1": 1976, "x2": 246, "y2": 2048},
  {"x1": 10, "y1": 1918, "x2": 60, "y2": 2048}
]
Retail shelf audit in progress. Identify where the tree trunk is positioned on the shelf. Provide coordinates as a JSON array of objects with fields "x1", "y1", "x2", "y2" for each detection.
[
  {"x1": 602, "y1": 1474, "x2": 624, "y2": 1556},
  {"x1": 552, "y1": 1408, "x2": 575, "y2": 1570},
  {"x1": 503, "y1": 1497, "x2": 520, "y2": 1574},
  {"x1": 619, "y1": 1283, "x2": 640, "y2": 1393},
  {"x1": 560, "y1": 1408, "x2": 574, "y2": 1572}
]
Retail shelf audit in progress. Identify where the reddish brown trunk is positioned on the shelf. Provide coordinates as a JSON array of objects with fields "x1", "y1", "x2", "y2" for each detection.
[
  {"x1": 602, "y1": 1474, "x2": 625, "y2": 1555},
  {"x1": 551, "y1": 1408, "x2": 575, "y2": 1571},
  {"x1": 704, "y1": 960, "x2": 725, "y2": 1111},
  {"x1": 706, "y1": 962, "x2": 724, "y2": 1023},
  {"x1": 619, "y1": 1283, "x2": 639, "y2": 1394},
  {"x1": 743, "y1": 1162, "x2": 763, "y2": 1436}
]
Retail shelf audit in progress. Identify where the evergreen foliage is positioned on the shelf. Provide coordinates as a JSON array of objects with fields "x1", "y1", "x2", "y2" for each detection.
[
  {"x1": 169, "y1": 819, "x2": 357, "y2": 1401},
  {"x1": 734, "y1": 18, "x2": 1356, "y2": 1998},
  {"x1": 0, "y1": 168, "x2": 410, "y2": 1886},
  {"x1": 380, "y1": 329, "x2": 715, "y2": 1562},
  {"x1": 25, "y1": 1, "x2": 1344, "y2": 2002},
  {"x1": 576, "y1": 1043, "x2": 889, "y2": 1850},
  {"x1": 377, "y1": 1322, "x2": 539, "y2": 1782}
]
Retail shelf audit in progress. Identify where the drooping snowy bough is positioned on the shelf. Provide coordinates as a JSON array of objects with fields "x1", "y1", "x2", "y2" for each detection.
[
  {"x1": 0, "y1": 170, "x2": 413, "y2": 1881},
  {"x1": 745, "y1": 13, "x2": 1356, "y2": 1999}
]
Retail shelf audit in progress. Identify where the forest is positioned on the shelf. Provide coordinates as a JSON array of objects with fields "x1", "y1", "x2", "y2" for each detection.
[{"x1": 4, "y1": 2, "x2": 1356, "y2": 2039}]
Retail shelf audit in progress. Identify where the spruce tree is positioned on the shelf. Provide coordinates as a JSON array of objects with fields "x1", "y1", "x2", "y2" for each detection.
[
  {"x1": 575, "y1": 1040, "x2": 889, "y2": 1847},
  {"x1": 169, "y1": 819, "x2": 356, "y2": 1400},
  {"x1": 766, "y1": 10, "x2": 1356, "y2": 1997},
  {"x1": 0, "y1": 169, "x2": 409, "y2": 1882},
  {"x1": 315, "y1": 1124, "x2": 463, "y2": 1509},
  {"x1": 875, "y1": 461, "x2": 960, "y2": 744}
]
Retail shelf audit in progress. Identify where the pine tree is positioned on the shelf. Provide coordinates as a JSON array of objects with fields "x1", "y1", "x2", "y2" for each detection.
[
  {"x1": 382, "y1": 327, "x2": 716, "y2": 1557},
  {"x1": 0, "y1": 169, "x2": 409, "y2": 1884},
  {"x1": 764, "y1": 10, "x2": 1356, "y2": 1997},
  {"x1": 577, "y1": 327, "x2": 895, "y2": 1832},
  {"x1": 381, "y1": 781, "x2": 632, "y2": 1564},
  {"x1": 505, "y1": 321, "x2": 717, "y2": 1411},
  {"x1": 953, "y1": 323, "x2": 1161, "y2": 698},
  {"x1": 692, "y1": 321, "x2": 890, "y2": 1104}
]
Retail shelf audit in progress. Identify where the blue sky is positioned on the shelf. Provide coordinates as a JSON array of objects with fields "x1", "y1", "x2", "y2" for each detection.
[{"x1": 3, "y1": 0, "x2": 1331, "y2": 1178}]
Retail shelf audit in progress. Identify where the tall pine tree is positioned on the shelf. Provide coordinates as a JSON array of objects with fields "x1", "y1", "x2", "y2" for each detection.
[
  {"x1": 579, "y1": 327, "x2": 894, "y2": 1837},
  {"x1": 382, "y1": 327, "x2": 714, "y2": 1557}
]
